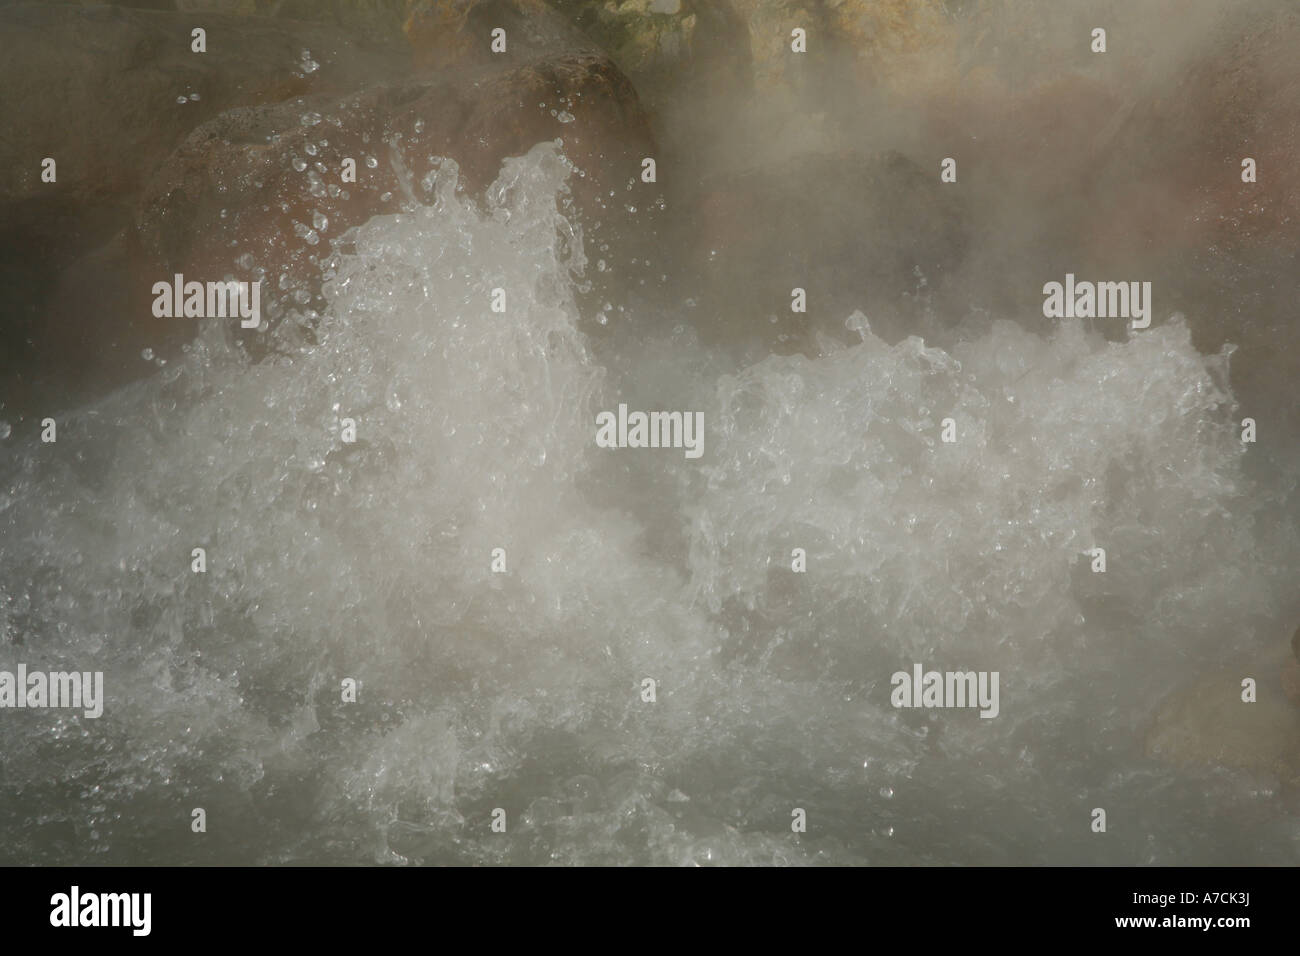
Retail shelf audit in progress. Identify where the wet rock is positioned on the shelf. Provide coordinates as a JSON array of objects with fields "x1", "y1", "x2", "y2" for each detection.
[
  {"x1": 403, "y1": 0, "x2": 601, "y2": 71},
  {"x1": 545, "y1": 0, "x2": 752, "y2": 139},
  {"x1": 0, "y1": 3, "x2": 408, "y2": 229},
  {"x1": 134, "y1": 50, "x2": 655, "y2": 325},
  {"x1": 1145, "y1": 653, "x2": 1300, "y2": 784}
]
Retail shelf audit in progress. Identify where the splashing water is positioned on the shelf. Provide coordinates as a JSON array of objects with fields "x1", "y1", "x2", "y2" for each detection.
[{"x1": 0, "y1": 143, "x2": 1295, "y2": 865}]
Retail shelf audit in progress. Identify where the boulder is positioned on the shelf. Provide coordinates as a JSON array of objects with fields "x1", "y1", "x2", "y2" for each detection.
[
  {"x1": 1145, "y1": 650, "x2": 1300, "y2": 785},
  {"x1": 0, "y1": 3, "x2": 408, "y2": 237},
  {"x1": 133, "y1": 50, "x2": 656, "y2": 297},
  {"x1": 1, "y1": 3, "x2": 655, "y2": 413}
]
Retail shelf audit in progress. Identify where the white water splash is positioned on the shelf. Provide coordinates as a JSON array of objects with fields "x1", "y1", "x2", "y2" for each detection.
[{"x1": 0, "y1": 143, "x2": 1295, "y2": 865}]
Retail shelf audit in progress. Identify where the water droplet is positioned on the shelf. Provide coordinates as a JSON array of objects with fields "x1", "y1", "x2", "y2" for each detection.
[
  {"x1": 292, "y1": 156, "x2": 307, "y2": 172},
  {"x1": 557, "y1": 110, "x2": 575, "y2": 123},
  {"x1": 141, "y1": 348, "x2": 154, "y2": 361},
  {"x1": 176, "y1": 96, "x2": 188, "y2": 105},
  {"x1": 365, "y1": 156, "x2": 378, "y2": 169},
  {"x1": 301, "y1": 111, "x2": 322, "y2": 126},
  {"x1": 312, "y1": 211, "x2": 328, "y2": 232},
  {"x1": 879, "y1": 786, "x2": 894, "y2": 799},
  {"x1": 0, "y1": 421, "x2": 10, "y2": 440},
  {"x1": 304, "y1": 143, "x2": 318, "y2": 156},
  {"x1": 188, "y1": 92, "x2": 200, "y2": 102}
]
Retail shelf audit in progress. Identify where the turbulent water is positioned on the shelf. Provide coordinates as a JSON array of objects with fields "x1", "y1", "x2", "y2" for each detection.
[{"x1": 1, "y1": 142, "x2": 1297, "y2": 865}]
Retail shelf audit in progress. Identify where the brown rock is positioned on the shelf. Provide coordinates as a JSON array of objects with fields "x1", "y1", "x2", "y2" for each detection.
[
  {"x1": 0, "y1": 3, "x2": 407, "y2": 224},
  {"x1": 132, "y1": 50, "x2": 655, "y2": 327}
]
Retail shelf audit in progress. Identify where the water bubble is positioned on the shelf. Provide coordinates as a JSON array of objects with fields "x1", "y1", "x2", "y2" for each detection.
[
  {"x1": 0, "y1": 421, "x2": 11, "y2": 440},
  {"x1": 304, "y1": 143, "x2": 318, "y2": 157},
  {"x1": 141, "y1": 348, "x2": 154, "y2": 361},
  {"x1": 291, "y1": 222, "x2": 320, "y2": 246},
  {"x1": 879, "y1": 786, "x2": 894, "y2": 799},
  {"x1": 300, "y1": 111, "x2": 322, "y2": 126},
  {"x1": 176, "y1": 96, "x2": 188, "y2": 105},
  {"x1": 188, "y1": 92, "x2": 200, "y2": 102},
  {"x1": 292, "y1": 157, "x2": 308, "y2": 172},
  {"x1": 557, "y1": 111, "x2": 575, "y2": 123},
  {"x1": 413, "y1": 119, "x2": 425, "y2": 133},
  {"x1": 312, "y1": 211, "x2": 329, "y2": 233}
]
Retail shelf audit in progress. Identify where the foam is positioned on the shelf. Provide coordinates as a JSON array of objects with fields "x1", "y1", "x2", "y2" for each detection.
[{"x1": 0, "y1": 143, "x2": 1295, "y2": 865}]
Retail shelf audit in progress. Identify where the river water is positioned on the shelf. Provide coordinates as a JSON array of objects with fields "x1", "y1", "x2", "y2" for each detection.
[{"x1": 0, "y1": 141, "x2": 1297, "y2": 865}]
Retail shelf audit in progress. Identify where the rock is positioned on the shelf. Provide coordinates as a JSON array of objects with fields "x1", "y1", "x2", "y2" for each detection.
[
  {"x1": 0, "y1": 3, "x2": 408, "y2": 230},
  {"x1": 1, "y1": 2, "x2": 655, "y2": 415},
  {"x1": 1145, "y1": 652, "x2": 1300, "y2": 784},
  {"x1": 133, "y1": 49, "x2": 655, "y2": 326},
  {"x1": 545, "y1": 0, "x2": 753, "y2": 135},
  {"x1": 0, "y1": 3, "x2": 410, "y2": 414},
  {"x1": 403, "y1": 0, "x2": 601, "y2": 72}
]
